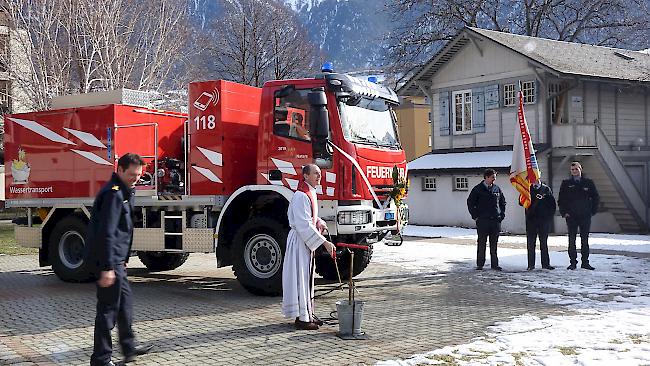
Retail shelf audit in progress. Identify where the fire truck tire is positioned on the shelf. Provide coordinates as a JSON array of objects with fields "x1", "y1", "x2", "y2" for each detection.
[
  {"x1": 232, "y1": 217, "x2": 288, "y2": 296},
  {"x1": 137, "y1": 252, "x2": 189, "y2": 271},
  {"x1": 315, "y1": 246, "x2": 373, "y2": 281},
  {"x1": 49, "y1": 216, "x2": 94, "y2": 283}
]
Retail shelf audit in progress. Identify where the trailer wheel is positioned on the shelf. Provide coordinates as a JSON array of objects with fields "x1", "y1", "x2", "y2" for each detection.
[
  {"x1": 315, "y1": 245, "x2": 373, "y2": 281},
  {"x1": 137, "y1": 252, "x2": 189, "y2": 271},
  {"x1": 232, "y1": 217, "x2": 288, "y2": 296},
  {"x1": 49, "y1": 216, "x2": 94, "y2": 282}
]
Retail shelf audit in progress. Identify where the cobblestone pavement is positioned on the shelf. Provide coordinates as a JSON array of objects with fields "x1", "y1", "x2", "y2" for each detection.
[{"x1": 0, "y1": 244, "x2": 566, "y2": 366}]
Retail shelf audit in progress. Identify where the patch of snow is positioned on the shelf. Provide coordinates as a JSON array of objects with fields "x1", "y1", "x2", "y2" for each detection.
[
  {"x1": 403, "y1": 225, "x2": 650, "y2": 254},
  {"x1": 373, "y1": 239, "x2": 650, "y2": 366}
]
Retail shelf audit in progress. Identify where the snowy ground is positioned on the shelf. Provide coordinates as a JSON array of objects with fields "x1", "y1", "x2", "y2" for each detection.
[
  {"x1": 403, "y1": 225, "x2": 650, "y2": 254},
  {"x1": 374, "y1": 230, "x2": 650, "y2": 366}
]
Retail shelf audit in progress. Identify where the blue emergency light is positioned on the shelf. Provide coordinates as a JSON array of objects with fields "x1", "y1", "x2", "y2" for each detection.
[
  {"x1": 368, "y1": 76, "x2": 378, "y2": 84},
  {"x1": 322, "y1": 62, "x2": 334, "y2": 73}
]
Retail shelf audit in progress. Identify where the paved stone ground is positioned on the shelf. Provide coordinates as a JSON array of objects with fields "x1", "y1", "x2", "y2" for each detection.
[{"x1": 0, "y1": 244, "x2": 567, "y2": 366}]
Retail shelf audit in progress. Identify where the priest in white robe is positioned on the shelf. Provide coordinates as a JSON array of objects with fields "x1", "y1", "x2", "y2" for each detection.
[{"x1": 282, "y1": 164, "x2": 336, "y2": 330}]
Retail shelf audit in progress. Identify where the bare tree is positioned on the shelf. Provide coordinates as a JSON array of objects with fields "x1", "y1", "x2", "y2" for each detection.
[
  {"x1": 385, "y1": 0, "x2": 650, "y2": 88},
  {"x1": 0, "y1": 0, "x2": 190, "y2": 111},
  {"x1": 204, "y1": 0, "x2": 317, "y2": 87}
]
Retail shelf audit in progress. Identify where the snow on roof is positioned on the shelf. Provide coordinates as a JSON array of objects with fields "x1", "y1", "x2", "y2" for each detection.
[{"x1": 408, "y1": 150, "x2": 512, "y2": 170}]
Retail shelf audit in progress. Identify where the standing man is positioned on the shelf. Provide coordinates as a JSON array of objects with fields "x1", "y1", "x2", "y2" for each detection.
[
  {"x1": 282, "y1": 164, "x2": 336, "y2": 330},
  {"x1": 467, "y1": 169, "x2": 506, "y2": 271},
  {"x1": 87, "y1": 153, "x2": 153, "y2": 366},
  {"x1": 558, "y1": 162, "x2": 599, "y2": 270},
  {"x1": 525, "y1": 179, "x2": 557, "y2": 270}
]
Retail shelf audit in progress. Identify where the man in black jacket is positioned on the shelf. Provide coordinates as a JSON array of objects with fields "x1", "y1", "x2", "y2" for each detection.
[
  {"x1": 88, "y1": 154, "x2": 153, "y2": 366},
  {"x1": 467, "y1": 169, "x2": 506, "y2": 271},
  {"x1": 525, "y1": 180, "x2": 556, "y2": 270},
  {"x1": 558, "y1": 162, "x2": 600, "y2": 270}
]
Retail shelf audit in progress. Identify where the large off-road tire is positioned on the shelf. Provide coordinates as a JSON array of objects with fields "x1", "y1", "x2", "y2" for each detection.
[
  {"x1": 232, "y1": 217, "x2": 288, "y2": 296},
  {"x1": 315, "y1": 245, "x2": 373, "y2": 281},
  {"x1": 137, "y1": 252, "x2": 189, "y2": 271},
  {"x1": 49, "y1": 216, "x2": 94, "y2": 282}
]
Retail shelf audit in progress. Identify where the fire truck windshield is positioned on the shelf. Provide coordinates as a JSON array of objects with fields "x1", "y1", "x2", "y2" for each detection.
[{"x1": 339, "y1": 98, "x2": 399, "y2": 148}]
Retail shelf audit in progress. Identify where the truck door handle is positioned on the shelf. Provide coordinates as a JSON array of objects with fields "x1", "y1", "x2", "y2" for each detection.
[{"x1": 269, "y1": 169, "x2": 282, "y2": 181}]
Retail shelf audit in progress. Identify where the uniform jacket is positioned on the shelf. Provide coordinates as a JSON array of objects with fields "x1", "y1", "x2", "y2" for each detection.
[
  {"x1": 467, "y1": 182, "x2": 506, "y2": 221},
  {"x1": 558, "y1": 176, "x2": 600, "y2": 219},
  {"x1": 85, "y1": 173, "x2": 135, "y2": 273},
  {"x1": 526, "y1": 183, "x2": 556, "y2": 221}
]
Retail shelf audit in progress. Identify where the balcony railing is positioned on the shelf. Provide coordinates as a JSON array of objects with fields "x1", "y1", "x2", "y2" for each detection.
[{"x1": 551, "y1": 124, "x2": 596, "y2": 148}]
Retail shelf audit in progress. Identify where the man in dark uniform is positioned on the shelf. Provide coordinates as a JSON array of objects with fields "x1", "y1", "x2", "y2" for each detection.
[
  {"x1": 87, "y1": 153, "x2": 153, "y2": 366},
  {"x1": 558, "y1": 161, "x2": 599, "y2": 270},
  {"x1": 525, "y1": 179, "x2": 557, "y2": 270},
  {"x1": 467, "y1": 169, "x2": 506, "y2": 271}
]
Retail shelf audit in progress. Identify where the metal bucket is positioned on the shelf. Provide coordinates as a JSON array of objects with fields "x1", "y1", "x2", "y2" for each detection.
[{"x1": 336, "y1": 300, "x2": 365, "y2": 335}]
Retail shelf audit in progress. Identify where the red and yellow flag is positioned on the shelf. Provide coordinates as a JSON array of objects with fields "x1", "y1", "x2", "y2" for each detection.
[{"x1": 509, "y1": 85, "x2": 540, "y2": 208}]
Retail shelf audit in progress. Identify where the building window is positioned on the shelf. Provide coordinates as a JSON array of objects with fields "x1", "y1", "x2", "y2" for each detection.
[
  {"x1": 452, "y1": 90, "x2": 472, "y2": 134},
  {"x1": 522, "y1": 80, "x2": 536, "y2": 104},
  {"x1": 549, "y1": 83, "x2": 566, "y2": 124},
  {"x1": 453, "y1": 176, "x2": 469, "y2": 191},
  {"x1": 0, "y1": 80, "x2": 10, "y2": 113},
  {"x1": 503, "y1": 84, "x2": 516, "y2": 107},
  {"x1": 428, "y1": 134, "x2": 432, "y2": 147},
  {"x1": 423, "y1": 177, "x2": 436, "y2": 191}
]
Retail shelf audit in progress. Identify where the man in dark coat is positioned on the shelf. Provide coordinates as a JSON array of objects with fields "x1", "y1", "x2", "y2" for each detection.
[
  {"x1": 467, "y1": 169, "x2": 506, "y2": 271},
  {"x1": 88, "y1": 153, "x2": 153, "y2": 366},
  {"x1": 558, "y1": 161, "x2": 600, "y2": 270},
  {"x1": 525, "y1": 180, "x2": 557, "y2": 270}
]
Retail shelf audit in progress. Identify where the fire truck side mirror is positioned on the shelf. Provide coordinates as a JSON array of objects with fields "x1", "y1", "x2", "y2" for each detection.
[{"x1": 308, "y1": 88, "x2": 329, "y2": 140}]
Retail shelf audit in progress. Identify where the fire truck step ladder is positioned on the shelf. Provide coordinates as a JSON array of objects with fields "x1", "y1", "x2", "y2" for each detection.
[{"x1": 161, "y1": 210, "x2": 186, "y2": 250}]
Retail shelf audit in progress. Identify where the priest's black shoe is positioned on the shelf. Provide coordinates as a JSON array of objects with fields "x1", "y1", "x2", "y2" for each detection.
[
  {"x1": 124, "y1": 344, "x2": 154, "y2": 363},
  {"x1": 295, "y1": 319, "x2": 319, "y2": 330},
  {"x1": 567, "y1": 264, "x2": 576, "y2": 270},
  {"x1": 491, "y1": 266, "x2": 502, "y2": 271},
  {"x1": 542, "y1": 265, "x2": 555, "y2": 270},
  {"x1": 581, "y1": 263, "x2": 595, "y2": 270},
  {"x1": 527, "y1": 266, "x2": 535, "y2": 271}
]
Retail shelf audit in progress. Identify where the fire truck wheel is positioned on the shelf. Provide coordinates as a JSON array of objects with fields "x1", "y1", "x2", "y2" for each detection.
[
  {"x1": 232, "y1": 217, "x2": 288, "y2": 296},
  {"x1": 137, "y1": 252, "x2": 189, "y2": 271},
  {"x1": 49, "y1": 216, "x2": 94, "y2": 283},
  {"x1": 315, "y1": 245, "x2": 373, "y2": 281}
]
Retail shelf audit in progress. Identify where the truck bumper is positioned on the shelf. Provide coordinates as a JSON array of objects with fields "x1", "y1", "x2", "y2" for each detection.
[{"x1": 334, "y1": 202, "x2": 408, "y2": 235}]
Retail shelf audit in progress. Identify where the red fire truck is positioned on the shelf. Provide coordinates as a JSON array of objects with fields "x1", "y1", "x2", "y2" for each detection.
[{"x1": 4, "y1": 67, "x2": 408, "y2": 295}]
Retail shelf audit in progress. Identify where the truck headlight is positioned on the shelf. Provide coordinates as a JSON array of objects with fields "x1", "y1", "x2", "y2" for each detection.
[{"x1": 337, "y1": 210, "x2": 371, "y2": 225}]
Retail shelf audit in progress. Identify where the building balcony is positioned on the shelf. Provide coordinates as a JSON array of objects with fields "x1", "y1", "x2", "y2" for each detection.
[{"x1": 551, "y1": 123, "x2": 597, "y2": 148}]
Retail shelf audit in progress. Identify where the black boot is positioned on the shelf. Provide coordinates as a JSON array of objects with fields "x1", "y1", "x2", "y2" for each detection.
[
  {"x1": 567, "y1": 264, "x2": 576, "y2": 270},
  {"x1": 124, "y1": 344, "x2": 154, "y2": 363},
  {"x1": 581, "y1": 262, "x2": 595, "y2": 270}
]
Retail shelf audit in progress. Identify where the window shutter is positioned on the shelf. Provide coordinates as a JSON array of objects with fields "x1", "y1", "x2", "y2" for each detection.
[
  {"x1": 534, "y1": 79, "x2": 540, "y2": 104},
  {"x1": 485, "y1": 84, "x2": 499, "y2": 110},
  {"x1": 439, "y1": 91, "x2": 450, "y2": 136},
  {"x1": 421, "y1": 176, "x2": 427, "y2": 191},
  {"x1": 472, "y1": 87, "x2": 486, "y2": 133}
]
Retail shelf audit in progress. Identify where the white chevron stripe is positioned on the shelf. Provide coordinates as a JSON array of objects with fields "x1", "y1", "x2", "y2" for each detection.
[
  {"x1": 63, "y1": 128, "x2": 106, "y2": 148},
  {"x1": 271, "y1": 158, "x2": 296, "y2": 176},
  {"x1": 325, "y1": 172, "x2": 336, "y2": 183},
  {"x1": 261, "y1": 173, "x2": 283, "y2": 186},
  {"x1": 196, "y1": 146, "x2": 223, "y2": 166},
  {"x1": 285, "y1": 178, "x2": 298, "y2": 190},
  {"x1": 71, "y1": 149, "x2": 112, "y2": 165},
  {"x1": 192, "y1": 166, "x2": 222, "y2": 183},
  {"x1": 9, "y1": 117, "x2": 76, "y2": 145},
  {"x1": 316, "y1": 185, "x2": 323, "y2": 195},
  {"x1": 326, "y1": 187, "x2": 335, "y2": 196}
]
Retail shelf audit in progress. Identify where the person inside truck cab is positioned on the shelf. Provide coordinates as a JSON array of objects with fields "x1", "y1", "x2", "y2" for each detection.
[{"x1": 290, "y1": 112, "x2": 310, "y2": 141}]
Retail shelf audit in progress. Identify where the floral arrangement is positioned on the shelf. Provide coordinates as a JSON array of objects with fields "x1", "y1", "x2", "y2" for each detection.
[{"x1": 389, "y1": 165, "x2": 408, "y2": 207}]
